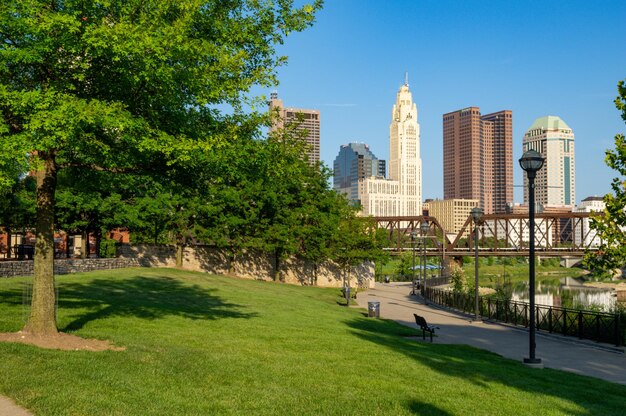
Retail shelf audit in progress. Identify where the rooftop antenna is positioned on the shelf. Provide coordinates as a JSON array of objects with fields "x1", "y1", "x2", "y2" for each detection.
[{"x1": 405, "y1": 72, "x2": 409, "y2": 87}]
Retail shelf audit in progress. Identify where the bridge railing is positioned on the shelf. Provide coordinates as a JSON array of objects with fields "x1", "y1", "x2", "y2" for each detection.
[{"x1": 424, "y1": 287, "x2": 624, "y2": 346}]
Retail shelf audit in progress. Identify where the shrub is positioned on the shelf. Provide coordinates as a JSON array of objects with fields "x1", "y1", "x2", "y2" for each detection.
[
  {"x1": 493, "y1": 273, "x2": 513, "y2": 302},
  {"x1": 450, "y1": 263, "x2": 467, "y2": 294},
  {"x1": 395, "y1": 251, "x2": 420, "y2": 280},
  {"x1": 99, "y1": 238, "x2": 118, "y2": 258}
]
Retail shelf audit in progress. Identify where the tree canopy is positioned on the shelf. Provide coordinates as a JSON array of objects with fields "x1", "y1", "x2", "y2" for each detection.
[
  {"x1": 0, "y1": 0, "x2": 322, "y2": 335},
  {"x1": 584, "y1": 79, "x2": 626, "y2": 276}
]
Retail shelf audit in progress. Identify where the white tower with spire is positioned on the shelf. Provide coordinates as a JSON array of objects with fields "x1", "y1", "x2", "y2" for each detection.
[
  {"x1": 389, "y1": 74, "x2": 422, "y2": 215},
  {"x1": 356, "y1": 75, "x2": 422, "y2": 217}
]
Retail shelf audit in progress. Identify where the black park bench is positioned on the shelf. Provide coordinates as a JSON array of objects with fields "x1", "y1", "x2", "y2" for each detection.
[{"x1": 413, "y1": 314, "x2": 438, "y2": 342}]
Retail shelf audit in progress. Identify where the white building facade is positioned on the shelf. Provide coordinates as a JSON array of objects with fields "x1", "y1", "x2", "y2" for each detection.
[
  {"x1": 522, "y1": 116, "x2": 575, "y2": 207},
  {"x1": 359, "y1": 78, "x2": 422, "y2": 217},
  {"x1": 573, "y1": 196, "x2": 606, "y2": 248},
  {"x1": 358, "y1": 178, "x2": 400, "y2": 217}
]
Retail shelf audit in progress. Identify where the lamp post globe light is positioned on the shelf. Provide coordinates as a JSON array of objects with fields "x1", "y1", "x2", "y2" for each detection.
[
  {"x1": 410, "y1": 231, "x2": 417, "y2": 295},
  {"x1": 470, "y1": 207, "x2": 484, "y2": 322},
  {"x1": 420, "y1": 220, "x2": 429, "y2": 296},
  {"x1": 519, "y1": 149, "x2": 545, "y2": 366}
]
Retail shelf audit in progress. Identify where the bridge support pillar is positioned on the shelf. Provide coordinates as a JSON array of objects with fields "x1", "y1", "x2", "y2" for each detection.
[{"x1": 560, "y1": 257, "x2": 583, "y2": 268}]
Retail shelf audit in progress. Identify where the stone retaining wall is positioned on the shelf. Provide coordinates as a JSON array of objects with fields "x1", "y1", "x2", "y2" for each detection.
[
  {"x1": 0, "y1": 245, "x2": 375, "y2": 288},
  {"x1": 119, "y1": 244, "x2": 374, "y2": 288},
  {"x1": 0, "y1": 258, "x2": 140, "y2": 278}
]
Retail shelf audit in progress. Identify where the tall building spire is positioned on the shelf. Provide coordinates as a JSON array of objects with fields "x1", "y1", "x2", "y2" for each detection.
[
  {"x1": 348, "y1": 78, "x2": 422, "y2": 218},
  {"x1": 389, "y1": 80, "x2": 421, "y2": 215}
]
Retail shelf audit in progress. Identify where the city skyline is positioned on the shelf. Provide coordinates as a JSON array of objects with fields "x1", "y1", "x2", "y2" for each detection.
[{"x1": 266, "y1": 0, "x2": 626, "y2": 204}]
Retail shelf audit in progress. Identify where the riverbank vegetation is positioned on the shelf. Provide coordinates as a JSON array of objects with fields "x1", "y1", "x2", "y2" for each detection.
[{"x1": 380, "y1": 255, "x2": 587, "y2": 286}]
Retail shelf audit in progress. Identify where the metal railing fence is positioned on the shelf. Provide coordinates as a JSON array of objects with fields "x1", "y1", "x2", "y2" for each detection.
[{"x1": 424, "y1": 287, "x2": 624, "y2": 346}]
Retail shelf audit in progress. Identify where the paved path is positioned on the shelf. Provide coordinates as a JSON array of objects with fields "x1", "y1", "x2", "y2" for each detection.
[
  {"x1": 0, "y1": 395, "x2": 32, "y2": 416},
  {"x1": 356, "y1": 282, "x2": 626, "y2": 385}
]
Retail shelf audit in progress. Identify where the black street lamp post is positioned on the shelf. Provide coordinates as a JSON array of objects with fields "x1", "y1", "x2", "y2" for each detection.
[
  {"x1": 411, "y1": 231, "x2": 417, "y2": 295},
  {"x1": 519, "y1": 149, "x2": 545, "y2": 366},
  {"x1": 470, "y1": 207, "x2": 484, "y2": 321}
]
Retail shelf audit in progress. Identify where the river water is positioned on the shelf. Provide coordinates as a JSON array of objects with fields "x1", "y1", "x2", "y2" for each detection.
[{"x1": 509, "y1": 277, "x2": 619, "y2": 312}]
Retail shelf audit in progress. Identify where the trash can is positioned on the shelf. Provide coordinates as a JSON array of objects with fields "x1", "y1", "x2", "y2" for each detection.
[{"x1": 368, "y1": 301, "x2": 380, "y2": 318}]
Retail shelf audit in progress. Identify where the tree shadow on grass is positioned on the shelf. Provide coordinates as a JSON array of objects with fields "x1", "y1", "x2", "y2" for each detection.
[
  {"x1": 0, "y1": 272, "x2": 256, "y2": 332},
  {"x1": 344, "y1": 316, "x2": 626, "y2": 416},
  {"x1": 55, "y1": 274, "x2": 257, "y2": 332},
  {"x1": 406, "y1": 401, "x2": 452, "y2": 416}
]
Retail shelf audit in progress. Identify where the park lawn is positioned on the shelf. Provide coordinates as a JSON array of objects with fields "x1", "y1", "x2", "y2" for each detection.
[{"x1": 0, "y1": 268, "x2": 624, "y2": 415}]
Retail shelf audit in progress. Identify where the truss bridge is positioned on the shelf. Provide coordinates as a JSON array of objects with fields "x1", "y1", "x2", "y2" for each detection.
[{"x1": 375, "y1": 212, "x2": 599, "y2": 258}]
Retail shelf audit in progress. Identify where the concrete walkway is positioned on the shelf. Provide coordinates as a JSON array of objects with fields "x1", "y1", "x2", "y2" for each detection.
[
  {"x1": 356, "y1": 282, "x2": 626, "y2": 385},
  {"x1": 0, "y1": 395, "x2": 32, "y2": 416}
]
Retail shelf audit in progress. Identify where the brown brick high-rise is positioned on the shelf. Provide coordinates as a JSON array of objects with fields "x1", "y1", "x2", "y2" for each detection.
[{"x1": 443, "y1": 107, "x2": 513, "y2": 214}]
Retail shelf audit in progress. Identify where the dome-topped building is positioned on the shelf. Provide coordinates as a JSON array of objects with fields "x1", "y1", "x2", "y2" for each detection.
[
  {"x1": 522, "y1": 115, "x2": 575, "y2": 206},
  {"x1": 526, "y1": 115, "x2": 572, "y2": 133}
]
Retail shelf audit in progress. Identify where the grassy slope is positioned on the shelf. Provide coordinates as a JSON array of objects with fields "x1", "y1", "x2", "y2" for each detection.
[{"x1": 0, "y1": 268, "x2": 624, "y2": 415}]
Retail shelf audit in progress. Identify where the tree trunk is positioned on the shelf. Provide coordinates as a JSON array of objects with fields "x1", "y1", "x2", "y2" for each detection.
[
  {"x1": 273, "y1": 249, "x2": 281, "y2": 282},
  {"x1": 6, "y1": 229, "x2": 11, "y2": 258},
  {"x1": 65, "y1": 233, "x2": 71, "y2": 258},
  {"x1": 86, "y1": 230, "x2": 91, "y2": 258},
  {"x1": 175, "y1": 235, "x2": 185, "y2": 267},
  {"x1": 24, "y1": 154, "x2": 58, "y2": 335},
  {"x1": 228, "y1": 245, "x2": 235, "y2": 274},
  {"x1": 95, "y1": 229, "x2": 102, "y2": 258}
]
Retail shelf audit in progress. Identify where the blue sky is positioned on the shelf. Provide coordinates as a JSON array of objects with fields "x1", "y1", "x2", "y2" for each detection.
[{"x1": 267, "y1": 0, "x2": 626, "y2": 204}]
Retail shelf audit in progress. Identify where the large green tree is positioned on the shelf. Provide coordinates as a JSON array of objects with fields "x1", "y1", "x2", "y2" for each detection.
[
  {"x1": 0, "y1": 0, "x2": 321, "y2": 335},
  {"x1": 584, "y1": 79, "x2": 626, "y2": 276}
]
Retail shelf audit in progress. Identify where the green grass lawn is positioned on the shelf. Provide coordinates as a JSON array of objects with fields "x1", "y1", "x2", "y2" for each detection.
[{"x1": 0, "y1": 268, "x2": 624, "y2": 415}]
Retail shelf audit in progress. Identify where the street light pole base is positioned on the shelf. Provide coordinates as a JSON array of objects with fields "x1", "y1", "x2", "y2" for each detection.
[{"x1": 523, "y1": 358, "x2": 543, "y2": 368}]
